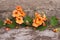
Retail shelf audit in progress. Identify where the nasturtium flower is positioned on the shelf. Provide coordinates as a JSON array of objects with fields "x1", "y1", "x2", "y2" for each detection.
[
  {"x1": 16, "y1": 6, "x2": 23, "y2": 11},
  {"x1": 32, "y1": 12, "x2": 46, "y2": 27},
  {"x1": 12, "y1": 10, "x2": 20, "y2": 17},
  {"x1": 12, "y1": 6, "x2": 26, "y2": 17},
  {"x1": 4, "y1": 18, "x2": 12, "y2": 24},
  {"x1": 19, "y1": 11, "x2": 26, "y2": 17},
  {"x1": 16, "y1": 17, "x2": 24, "y2": 24},
  {"x1": 32, "y1": 17, "x2": 43, "y2": 27},
  {"x1": 16, "y1": 6, "x2": 26, "y2": 17}
]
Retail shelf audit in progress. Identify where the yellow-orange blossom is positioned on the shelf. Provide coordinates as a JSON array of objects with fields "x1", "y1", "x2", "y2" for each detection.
[
  {"x1": 32, "y1": 12, "x2": 47, "y2": 27},
  {"x1": 4, "y1": 18, "x2": 12, "y2": 24},
  {"x1": 12, "y1": 6, "x2": 25, "y2": 17}
]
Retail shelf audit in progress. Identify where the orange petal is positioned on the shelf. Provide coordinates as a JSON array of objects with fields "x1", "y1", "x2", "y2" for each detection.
[
  {"x1": 35, "y1": 12, "x2": 41, "y2": 18},
  {"x1": 33, "y1": 19, "x2": 36, "y2": 22},
  {"x1": 16, "y1": 6, "x2": 22, "y2": 11},
  {"x1": 20, "y1": 11, "x2": 26, "y2": 17},
  {"x1": 16, "y1": 17, "x2": 24, "y2": 24},
  {"x1": 36, "y1": 17, "x2": 43, "y2": 24},
  {"x1": 12, "y1": 10, "x2": 20, "y2": 17},
  {"x1": 32, "y1": 23, "x2": 39, "y2": 28}
]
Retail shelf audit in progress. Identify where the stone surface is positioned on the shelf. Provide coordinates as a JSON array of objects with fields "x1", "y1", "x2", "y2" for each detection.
[
  {"x1": 0, "y1": 0, "x2": 60, "y2": 40},
  {"x1": 0, "y1": 0, "x2": 60, "y2": 18},
  {"x1": 0, "y1": 28, "x2": 59, "y2": 40}
]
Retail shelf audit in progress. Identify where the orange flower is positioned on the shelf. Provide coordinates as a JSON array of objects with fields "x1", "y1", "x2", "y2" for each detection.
[
  {"x1": 32, "y1": 12, "x2": 46, "y2": 27},
  {"x1": 16, "y1": 6, "x2": 25, "y2": 17},
  {"x1": 19, "y1": 11, "x2": 26, "y2": 17},
  {"x1": 16, "y1": 6, "x2": 22, "y2": 11},
  {"x1": 16, "y1": 17, "x2": 24, "y2": 24},
  {"x1": 12, "y1": 6, "x2": 26, "y2": 17},
  {"x1": 12, "y1": 10, "x2": 20, "y2": 17},
  {"x1": 32, "y1": 17, "x2": 43, "y2": 27},
  {"x1": 4, "y1": 18, "x2": 12, "y2": 24}
]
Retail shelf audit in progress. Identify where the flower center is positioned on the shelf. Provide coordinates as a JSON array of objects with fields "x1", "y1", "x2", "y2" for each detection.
[
  {"x1": 38, "y1": 18, "x2": 41, "y2": 21},
  {"x1": 18, "y1": 18, "x2": 21, "y2": 20}
]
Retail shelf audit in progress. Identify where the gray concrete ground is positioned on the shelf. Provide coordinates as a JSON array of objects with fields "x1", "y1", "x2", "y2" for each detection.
[
  {"x1": 0, "y1": 28, "x2": 59, "y2": 40},
  {"x1": 0, "y1": 0, "x2": 60, "y2": 18},
  {"x1": 0, "y1": 0, "x2": 60, "y2": 40}
]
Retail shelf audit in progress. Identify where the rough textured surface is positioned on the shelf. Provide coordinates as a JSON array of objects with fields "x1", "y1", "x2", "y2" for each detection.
[
  {"x1": 0, "y1": 28, "x2": 59, "y2": 40},
  {"x1": 0, "y1": 0, "x2": 60, "y2": 40},
  {"x1": 0, "y1": 0, "x2": 60, "y2": 18}
]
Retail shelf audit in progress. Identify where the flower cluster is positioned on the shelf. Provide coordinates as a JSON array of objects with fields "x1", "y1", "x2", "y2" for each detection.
[
  {"x1": 12, "y1": 6, "x2": 25, "y2": 24},
  {"x1": 12, "y1": 6, "x2": 47, "y2": 28},
  {"x1": 3, "y1": 6, "x2": 47, "y2": 29},
  {"x1": 0, "y1": 6, "x2": 59, "y2": 32}
]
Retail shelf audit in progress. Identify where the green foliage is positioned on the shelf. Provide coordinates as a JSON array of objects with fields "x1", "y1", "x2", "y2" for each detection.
[
  {"x1": 21, "y1": 23, "x2": 27, "y2": 27},
  {"x1": 24, "y1": 16, "x2": 33, "y2": 26},
  {"x1": 6, "y1": 22, "x2": 16, "y2": 29},
  {"x1": 36, "y1": 26, "x2": 47, "y2": 31},
  {"x1": 50, "y1": 16, "x2": 58, "y2": 26},
  {"x1": 0, "y1": 20, "x2": 4, "y2": 27},
  {"x1": 5, "y1": 18, "x2": 16, "y2": 29}
]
